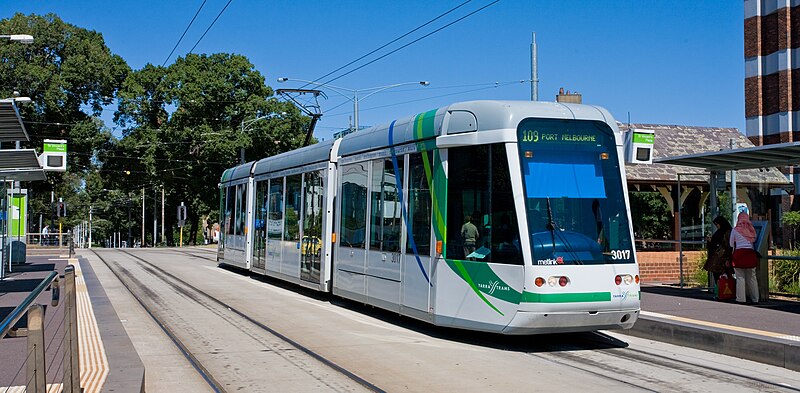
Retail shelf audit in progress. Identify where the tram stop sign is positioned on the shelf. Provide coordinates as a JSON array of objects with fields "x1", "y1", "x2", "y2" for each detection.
[{"x1": 177, "y1": 202, "x2": 187, "y2": 227}]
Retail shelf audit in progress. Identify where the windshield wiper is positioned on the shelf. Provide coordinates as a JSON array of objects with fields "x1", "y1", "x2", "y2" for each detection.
[
  {"x1": 546, "y1": 197, "x2": 556, "y2": 250},
  {"x1": 545, "y1": 197, "x2": 584, "y2": 265}
]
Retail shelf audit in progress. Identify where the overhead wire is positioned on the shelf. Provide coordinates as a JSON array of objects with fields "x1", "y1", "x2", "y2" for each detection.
[
  {"x1": 319, "y1": 0, "x2": 501, "y2": 87},
  {"x1": 323, "y1": 80, "x2": 524, "y2": 118},
  {"x1": 163, "y1": 0, "x2": 209, "y2": 66},
  {"x1": 189, "y1": 0, "x2": 235, "y2": 54},
  {"x1": 300, "y1": 0, "x2": 473, "y2": 90}
]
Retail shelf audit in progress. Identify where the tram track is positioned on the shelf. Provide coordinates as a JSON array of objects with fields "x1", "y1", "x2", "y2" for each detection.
[
  {"x1": 91, "y1": 248, "x2": 383, "y2": 393},
  {"x1": 90, "y1": 248, "x2": 800, "y2": 391},
  {"x1": 527, "y1": 337, "x2": 800, "y2": 392}
]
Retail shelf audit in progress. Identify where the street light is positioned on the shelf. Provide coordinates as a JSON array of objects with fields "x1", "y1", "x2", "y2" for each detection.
[
  {"x1": 0, "y1": 34, "x2": 34, "y2": 44},
  {"x1": 277, "y1": 78, "x2": 429, "y2": 133},
  {"x1": 239, "y1": 112, "x2": 285, "y2": 164}
]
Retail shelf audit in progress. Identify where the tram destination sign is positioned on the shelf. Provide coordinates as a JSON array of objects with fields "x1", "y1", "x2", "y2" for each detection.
[{"x1": 519, "y1": 128, "x2": 599, "y2": 145}]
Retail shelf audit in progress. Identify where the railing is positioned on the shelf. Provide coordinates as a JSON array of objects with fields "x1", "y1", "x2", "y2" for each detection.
[
  {"x1": 0, "y1": 266, "x2": 80, "y2": 393},
  {"x1": 25, "y1": 233, "x2": 70, "y2": 248}
]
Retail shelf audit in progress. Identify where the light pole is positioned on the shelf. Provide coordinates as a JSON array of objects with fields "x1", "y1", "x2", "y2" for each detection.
[
  {"x1": 0, "y1": 34, "x2": 34, "y2": 44},
  {"x1": 277, "y1": 78, "x2": 429, "y2": 133},
  {"x1": 239, "y1": 113, "x2": 285, "y2": 164}
]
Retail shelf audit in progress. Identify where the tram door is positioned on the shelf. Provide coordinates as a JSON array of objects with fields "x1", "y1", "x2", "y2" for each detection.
[
  {"x1": 252, "y1": 180, "x2": 268, "y2": 272},
  {"x1": 301, "y1": 170, "x2": 324, "y2": 283},
  {"x1": 402, "y1": 152, "x2": 434, "y2": 312}
]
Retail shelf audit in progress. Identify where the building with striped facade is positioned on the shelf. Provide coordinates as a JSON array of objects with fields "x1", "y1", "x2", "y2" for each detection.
[{"x1": 744, "y1": 0, "x2": 798, "y2": 194}]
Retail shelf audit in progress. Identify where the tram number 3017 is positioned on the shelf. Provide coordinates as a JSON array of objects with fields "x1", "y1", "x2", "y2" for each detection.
[{"x1": 610, "y1": 249, "x2": 631, "y2": 260}]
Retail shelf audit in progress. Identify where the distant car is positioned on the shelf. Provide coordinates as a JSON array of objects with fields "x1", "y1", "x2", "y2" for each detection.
[{"x1": 301, "y1": 236, "x2": 321, "y2": 256}]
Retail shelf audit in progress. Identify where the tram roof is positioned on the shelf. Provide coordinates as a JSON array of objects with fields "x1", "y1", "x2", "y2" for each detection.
[
  {"x1": 337, "y1": 100, "x2": 617, "y2": 157},
  {"x1": 220, "y1": 162, "x2": 255, "y2": 184},
  {"x1": 253, "y1": 139, "x2": 336, "y2": 176}
]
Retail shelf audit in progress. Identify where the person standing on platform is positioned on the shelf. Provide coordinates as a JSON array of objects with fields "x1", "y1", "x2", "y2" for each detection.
[
  {"x1": 729, "y1": 211, "x2": 759, "y2": 304},
  {"x1": 704, "y1": 216, "x2": 733, "y2": 297}
]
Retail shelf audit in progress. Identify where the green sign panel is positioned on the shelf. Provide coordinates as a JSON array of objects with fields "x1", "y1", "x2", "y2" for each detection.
[
  {"x1": 632, "y1": 133, "x2": 654, "y2": 144},
  {"x1": 44, "y1": 142, "x2": 67, "y2": 153},
  {"x1": 9, "y1": 195, "x2": 26, "y2": 237}
]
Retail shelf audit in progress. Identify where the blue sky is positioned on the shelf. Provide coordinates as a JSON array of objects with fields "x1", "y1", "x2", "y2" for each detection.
[{"x1": 3, "y1": 1, "x2": 745, "y2": 141}]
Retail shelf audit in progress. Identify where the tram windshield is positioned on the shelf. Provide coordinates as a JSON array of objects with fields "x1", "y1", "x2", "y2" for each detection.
[{"x1": 517, "y1": 118, "x2": 634, "y2": 265}]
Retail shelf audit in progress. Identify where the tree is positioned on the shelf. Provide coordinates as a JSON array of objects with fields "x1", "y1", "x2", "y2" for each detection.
[
  {"x1": 782, "y1": 211, "x2": 800, "y2": 249},
  {"x1": 110, "y1": 53, "x2": 309, "y2": 245},
  {"x1": 0, "y1": 13, "x2": 130, "y2": 236},
  {"x1": 629, "y1": 191, "x2": 672, "y2": 240}
]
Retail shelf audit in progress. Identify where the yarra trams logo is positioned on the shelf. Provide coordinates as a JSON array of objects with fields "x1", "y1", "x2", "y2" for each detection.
[{"x1": 477, "y1": 280, "x2": 511, "y2": 295}]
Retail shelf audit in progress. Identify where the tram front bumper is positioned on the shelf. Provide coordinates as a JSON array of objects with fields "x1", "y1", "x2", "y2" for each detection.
[{"x1": 502, "y1": 308, "x2": 640, "y2": 335}]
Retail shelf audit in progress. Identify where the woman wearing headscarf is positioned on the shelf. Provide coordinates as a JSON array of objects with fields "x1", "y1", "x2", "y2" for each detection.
[
  {"x1": 729, "y1": 211, "x2": 759, "y2": 304},
  {"x1": 704, "y1": 216, "x2": 732, "y2": 293}
]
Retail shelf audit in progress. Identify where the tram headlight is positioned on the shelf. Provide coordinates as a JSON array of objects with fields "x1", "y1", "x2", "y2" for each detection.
[
  {"x1": 623, "y1": 275, "x2": 633, "y2": 285},
  {"x1": 615, "y1": 274, "x2": 635, "y2": 286},
  {"x1": 547, "y1": 276, "x2": 557, "y2": 287}
]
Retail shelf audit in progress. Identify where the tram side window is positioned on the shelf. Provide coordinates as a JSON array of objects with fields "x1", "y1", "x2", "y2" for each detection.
[
  {"x1": 224, "y1": 186, "x2": 234, "y2": 235},
  {"x1": 235, "y1": 184, "x2": 247, "y2": 236},
  {"x1": 303, "y1": 170, "x2": 324, "y2": 242},
  {"x1": 285, "y1": 174, "x2": 302, "y2": 241},
  {"x1": 370, "y1": 158, "x2": 403, "y2": 252},
  {"x1": 268, "y1": 178, "x2": 284, "y2": 241},
  {"x1": 446, "y1": 144, "x2": 522, "y2": 264},
  {"x1": 407, "y1": 152, "x2": 432, "y2": 255},
  {"x1": 340, "y1": 163, "x2": 368, "y2": 248},
  {"x1": 255, "y1": 180, "x2": 268, "y2": 234}
]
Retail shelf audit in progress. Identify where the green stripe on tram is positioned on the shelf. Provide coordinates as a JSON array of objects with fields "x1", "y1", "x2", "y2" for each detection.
[{"x1": 521, "y1": 291, "x2": 612, "y2": 303}]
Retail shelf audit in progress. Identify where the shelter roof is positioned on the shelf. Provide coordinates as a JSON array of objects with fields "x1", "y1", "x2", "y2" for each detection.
[
  {"x1": 0, "y1": 149, "x2": 45, "y2": 181},
  {"x1": 0, "y1": 100, "x2": 30, "y2": 142},
  {"x1": 622, "y1": 123, "x2": 790, "y2": 186}
]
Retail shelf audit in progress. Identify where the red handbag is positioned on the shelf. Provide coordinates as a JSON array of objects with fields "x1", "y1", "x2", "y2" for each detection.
[{"x1": 717, "y1": 274, "x2": 736, "y2": 301}]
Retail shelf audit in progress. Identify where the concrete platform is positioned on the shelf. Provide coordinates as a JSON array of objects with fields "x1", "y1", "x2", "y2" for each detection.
[
  {"x1": 0, "y1": 249, "x2": 144, "y2": 393},
  {"x1": 620, "y1": 285, "x2": 800, "y2": 371}
]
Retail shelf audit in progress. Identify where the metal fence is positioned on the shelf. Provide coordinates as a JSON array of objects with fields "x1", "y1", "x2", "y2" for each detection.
[{"x1": 0, "y1": 265, "x2": 80, "y2": 393}]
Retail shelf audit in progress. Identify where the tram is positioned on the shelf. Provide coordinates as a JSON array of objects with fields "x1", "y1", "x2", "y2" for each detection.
[{"x1": 218, "y1": 100, "x2": 640, "y2": 334}]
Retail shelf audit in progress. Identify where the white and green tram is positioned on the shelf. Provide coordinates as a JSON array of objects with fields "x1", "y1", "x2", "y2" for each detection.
[{"x1": 218, "y1": 100, "x2": 640, "y2": 334}]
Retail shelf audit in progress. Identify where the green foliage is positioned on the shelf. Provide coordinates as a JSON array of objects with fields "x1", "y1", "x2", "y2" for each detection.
[
  {"x1": 0, "y1": 13, "x2": 130, "y2": 242},
  {"x1": 781, "y1": 211, "x2": 800, "y2": 247},
  {"x1": 774, "y1": 248, "x2": 800, "y2": 295},
  {"x1": 693, "y1": 253, "x2": 709, "y2": 287},
  {"x1": 628, "y1": 192, "x2": 672, "y2": 239},
  {"x1": 110, "y1": 52, "x2": 310, "y2": 244}
]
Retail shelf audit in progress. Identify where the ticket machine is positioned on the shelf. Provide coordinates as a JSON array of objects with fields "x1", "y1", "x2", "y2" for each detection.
[{"x1": 751, "y1": 221, "x2": 770, "y2": 301}]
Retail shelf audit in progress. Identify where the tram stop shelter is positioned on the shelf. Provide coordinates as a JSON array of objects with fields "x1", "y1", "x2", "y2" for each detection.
[
  {"x1": 655, "y1": 140, "x2": 800, "y2": 301},
  {"x1": 0, "y1": 99, "x2": 46, "y2": 279}
]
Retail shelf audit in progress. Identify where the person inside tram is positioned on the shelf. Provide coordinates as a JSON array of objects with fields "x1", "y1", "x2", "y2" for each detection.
[{"x1": 461, "y1": 214, "x2": 480, "y2": 260}]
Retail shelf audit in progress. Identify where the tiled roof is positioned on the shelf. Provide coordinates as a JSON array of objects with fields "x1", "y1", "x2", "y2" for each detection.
[{"x1": 621, "y1": 123, "x2": 790, "y2": 185}]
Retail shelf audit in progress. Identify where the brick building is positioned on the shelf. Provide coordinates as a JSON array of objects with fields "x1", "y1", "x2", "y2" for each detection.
[{"x1": 744, "y1": 0, "x2": 799, "y2": 201}]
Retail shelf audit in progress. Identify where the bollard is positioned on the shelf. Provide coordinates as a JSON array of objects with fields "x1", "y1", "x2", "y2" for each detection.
[
  {"x1": 26, "y1": 304, "x2": 46, "y2": 393},
  {"x1": 62, "y1": 265, "x2": 80, "y2": 393}
]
